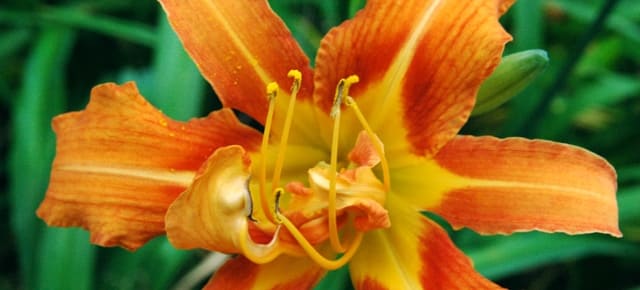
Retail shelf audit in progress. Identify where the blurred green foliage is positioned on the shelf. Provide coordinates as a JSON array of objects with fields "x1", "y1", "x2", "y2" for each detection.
[{"x1": 1, "y1": 0, "x2": 639, "y2": 289}]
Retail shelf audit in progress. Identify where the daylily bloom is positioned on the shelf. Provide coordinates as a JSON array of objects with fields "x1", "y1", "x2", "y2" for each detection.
[{"x1": 37, "y1": 0, "x2": 620, "y2": 289}]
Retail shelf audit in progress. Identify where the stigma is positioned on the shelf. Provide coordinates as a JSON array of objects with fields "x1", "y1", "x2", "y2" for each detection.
[{"x1": 245, "y1": 70, "x2": 391, "y2": 270}]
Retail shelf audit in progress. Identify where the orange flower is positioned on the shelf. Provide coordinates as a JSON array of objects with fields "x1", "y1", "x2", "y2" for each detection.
[{"x1": 37, "y1": 0, "x2": 620, "y2": 289}]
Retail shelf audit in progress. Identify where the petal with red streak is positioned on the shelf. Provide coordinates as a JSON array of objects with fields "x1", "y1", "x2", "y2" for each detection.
[
  {"x1": 158, "y1": 0, "x2": 314, "y2": 125},
  {"x1": 314, "y1": 0, "x2": 513, "y2": 157},
  {"x1": 394, "y1": 136, "x2": 620, "y2": 237},
  {"x1": 350, "y1": 195, "x2": 501, "y2": 289},
  {"x1": 36, "y1": 82, "x2": 261, "y2": 250},
  {"x1": 204, "y1": 255, "x2": 324, "y2": 290}
]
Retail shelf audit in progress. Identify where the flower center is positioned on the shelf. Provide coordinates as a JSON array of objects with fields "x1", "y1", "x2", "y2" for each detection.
[{"x1": 250, "y1": 70, "x2": 391, "y2": 269}]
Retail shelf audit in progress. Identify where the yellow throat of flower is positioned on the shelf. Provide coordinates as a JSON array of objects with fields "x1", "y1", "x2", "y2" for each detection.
[{"x1": 249, "y1": 70, "x2": 391, "y2": 270}]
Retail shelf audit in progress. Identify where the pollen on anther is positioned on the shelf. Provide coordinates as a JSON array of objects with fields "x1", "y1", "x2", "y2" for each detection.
[
  {"x1": 266, "y1": 82, "x2": 279, "y2": 99},
  {"x1": 345, "y1": 75, "x2": 359, "y2": 85},
  {"x1": 330, "y1": 75, "x2": 360, "y2": 118},
  {"x1": 287, "y1": 69, "x2": 302, "y2": 80}
]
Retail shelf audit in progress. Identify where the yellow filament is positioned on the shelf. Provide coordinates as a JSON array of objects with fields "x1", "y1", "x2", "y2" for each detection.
[
  {"x1": 344, "y1": 96, "x2": 391, "y2": 191},
  {"x1": 271, "y1": 70, "x2": 302, "y2": 193},
  {"x1": 327, "y1": 76, "x2": 360, "y2": 253},
  {"x1": 276, "y1": 213, "x2": 364, "y2": 270},
  {"x1": 328, "y1": 108, "x2": 343, "y2": 253},
  {"x1": 258, "y1": 82, "x2": 279, "y2": 224}
]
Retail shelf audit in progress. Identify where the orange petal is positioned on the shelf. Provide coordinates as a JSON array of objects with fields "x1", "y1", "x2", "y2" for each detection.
[
  {"x1": 348, "y1": 131, "x2": 381, "y2": 167},
  {"x1": 350, "y1": 195, "x2": 501, "y2": 289},
  {"x1": 395, "y1": 136, "x2": 621, "y2": 237},
  {"x1": 204, "y1": 255, "x2": 325, "y2": 290},
  {"x1": 36, "y1": 82, "x2": 261, "y2": 250},
  {"x1": 348, "y1": 199, "x2": 391, "y2": 232},
  {"x1": 314, "y1": 0, "x2": 513, "y2": 157},
  {"x1": 158, "y1": 0, "x2": 314, "y2": 125}
]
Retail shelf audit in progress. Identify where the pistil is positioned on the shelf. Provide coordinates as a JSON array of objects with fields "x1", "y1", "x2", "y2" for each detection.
[{"x1": 328, "y1": 75, "x2": 360, "y2": 253}]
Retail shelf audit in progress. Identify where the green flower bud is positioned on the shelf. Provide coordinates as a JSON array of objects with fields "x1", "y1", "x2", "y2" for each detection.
[{"x1": 473, "y1": 49, "x2": 549, "y2": 116}]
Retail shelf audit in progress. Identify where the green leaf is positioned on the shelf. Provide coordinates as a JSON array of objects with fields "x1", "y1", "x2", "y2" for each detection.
[
  {"x1": 618, "y1": 186, "x2": 640, "y2": 239},
  {"x1": 348, "y1": 0, "x2": 366, "y2": 18},
  {"x1": 0, "y1": 28, "x2": 31, "y2": 59},
  {"x1": 537, "y1": 72, "x2": 640, "y2": 139},
  {"x1": 269, "y1": 1, "x2": 324, "y2": 60},
  {"x1": 314, "y1": 264, "x2": 353, "y2": 290},
  {"x1": 467, "y1": 233, "x2": 640, "y2": 280},
  {"x1": 98, "y1": 238, "x2": 194, "y2": 290},
  {"x1": 41, "y1": 7, "x2": 156, "y2": 46},
  {"x1": 288, "y1": 16, "x2": 324, "y2": 62},
  {"x1": 618, "y1": 166, "x2": 640, "y2": 184},
  {"x1": 510, "y1": 0, "x2": 544, "y2": 52},
  {"x1": 9, "y1": 26, "x2": 80, "y2": 290},
  {"x1": 0, "y1": 7, "x2": 156, "y2": 46},
  {"x1": 36, "y1": 229, "x2": 96, "y2": 290},
  {"x1": 500, "y1": 0, "x2": 545, "y2": 135},
  {"x1": 145, "y1": 9, "x2": 206, "y2": 120},
  {"x1": 554, "y1": 0, "x2": 640, "y2": 44}
]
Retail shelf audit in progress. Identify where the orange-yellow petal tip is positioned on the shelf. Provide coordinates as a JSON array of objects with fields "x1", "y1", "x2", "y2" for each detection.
[{"x1": 428, "y1": 136, "x2": 620, "y2": 237}]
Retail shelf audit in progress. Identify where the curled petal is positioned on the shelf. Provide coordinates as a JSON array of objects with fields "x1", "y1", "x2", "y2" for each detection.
[
  {"x1": 314, "y1": 0, "x2": 513, "y2": 157},
  {"x1": 308, "y1": 164, "x2": 387, "y2": 206},
  {"x1": 347, "y1": 199, "x2": 390, "y2": 232},
  {"x1": 204, "y1": 255, "x2": 324, "y2": 290},
  {"x1": 394, "y1": 136, "x2": 620, "y2": 237},
  {"x1": 303, "y1": 165, "x2": 389, "y2": 231},
  {"x1": 36, "y1": 82, "x2": 261, "y2": 250},
  {"x1": 350, "y1": 195, "x2": 501, "y2": 289},
  {"x1": 166, "y1": 145, "x2": 282, "y2": 261}
]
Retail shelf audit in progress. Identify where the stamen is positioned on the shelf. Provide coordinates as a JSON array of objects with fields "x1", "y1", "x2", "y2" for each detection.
[
  {"x1": 274, "y1": 191, "x2": 364, "y2": 270},
  {"x1": 257, "y1": 70, "x2": 302, "y2": 225},
  {"x1": 258, "y1": 82, "x2": 280, "y2": 224},
  {"x1": 330, "y1": 75, "x2": 358, "y2": 118},
  {"x1": 344, "y1": 96, "x2": 391, "y2": 191},
  {"x1": 327, "y1": 75, "x2": 360, "y2": 253},
  {"x1": 271, "y1": 70, "x2": 302, "y2": 193}
]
